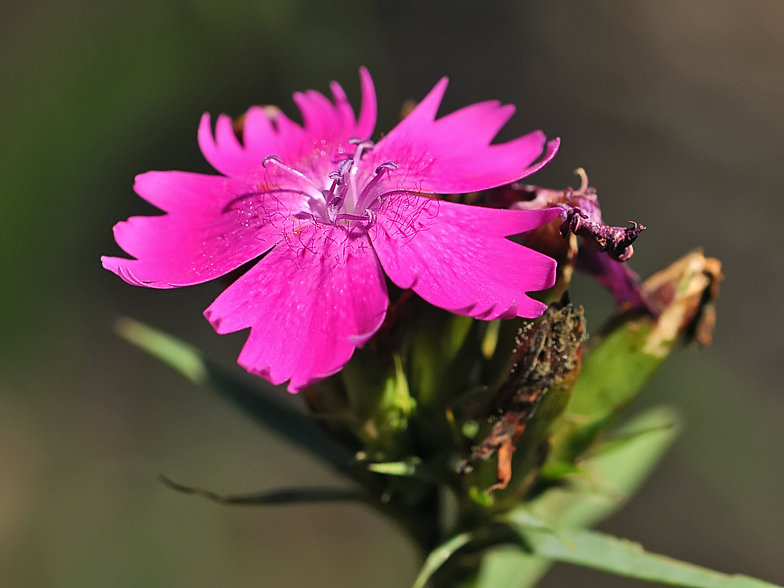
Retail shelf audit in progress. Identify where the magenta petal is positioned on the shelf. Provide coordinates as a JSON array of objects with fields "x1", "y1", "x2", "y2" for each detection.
[
  {"x1": 199, "y1": 69, "x2": 377, "y2": 180},
  {"x1": 423, "y1": 99, "x2": 517, "y2": 146},
  {"x1": 199, "y1": 113, "x2": 265, "y2": 179},
  {"x1": 365, "y1": 77, "x2": 555, "y2": 194},
  {"x1": 355, "y1": 66, "x2": 377, "y2": 140},
  {"x1": 204, "y1": 224, "x2": 389, "y2": 392},
  {"x1": 520, "y1": 138, "x2": 560, "y2": 178},
  {"x1": 398, "y1": 76, "x2": 449, "y2": 125},
  {"x1": 242, "y1": 106, "x2": 286, "y2": 162},
  {"x1": 293, "y1": 89, "x2": 344, "y2": 143},
  {"x1": 434, "y1": 201, "x2": 562, "y2": 237},
  {"x1": 200, "y1": 109, "x2": 316, "y2": 179},
  {"x1": 371, "y1": 196, "x2": 557, "y2": 320},
  {"x1": 268, "y1": 110, "x2": 312, "y2": 165},
  {"x1": 329, "y1": 80, "x2": 357, "y2": 135},
  {"x1": 101, "y1": 171, "x2": 298, "y2": 288}
]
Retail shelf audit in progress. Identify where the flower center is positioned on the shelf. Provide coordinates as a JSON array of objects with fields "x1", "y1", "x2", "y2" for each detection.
[{"x1": 262, "y1": 140, "x2": 397, "y2": 232}]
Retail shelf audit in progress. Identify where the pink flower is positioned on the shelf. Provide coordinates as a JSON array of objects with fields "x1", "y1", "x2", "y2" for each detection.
[{"x1": 103, "y1": 68, "x2": 561, "y2": 392}]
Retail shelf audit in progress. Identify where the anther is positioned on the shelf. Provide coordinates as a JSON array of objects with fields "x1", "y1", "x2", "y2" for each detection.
[
  {"x1": 363, "y1": 208, "x2": 377, "y2": 229},
  {"x1": 337, "y1": 159, "x2": 353, "y2": 176},
  {"x1": 348, "y1": 138, "x2": 375, "y2": 148},
  {"x1": 261, "y1": 154, "x2": 321, "y2": 190},
  {"x1": 349, "y1": 139, "x2": 375, "y2": 164},
  {"x1": 262, "y1": 154, "x2": 282, "y2": 168}
]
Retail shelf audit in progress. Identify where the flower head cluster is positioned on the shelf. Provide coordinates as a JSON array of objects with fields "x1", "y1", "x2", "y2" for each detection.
[{"x1": 103, "y1": 69, "x2": 560, "y2": 391}]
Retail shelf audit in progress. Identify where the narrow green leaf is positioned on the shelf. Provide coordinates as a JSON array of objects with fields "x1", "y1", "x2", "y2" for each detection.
[
  {"x1": 159, "y1": 475, "x2": 365, "y2": 506},
  {"x1": 115, "y1": 317, "x2": 207, "y2": 383},
  {"x1": 472, "y1": 549, "x2": 548, "y2": 588},
  {"x1": 204, "y1": 365, "x2": 355, "y2": 473},
  {"x1": 507, "y1": 510, "x2": 574, "y2": 549},
  {"x1": 533, "y1": 406, "x2": 681, "y2": 529},
  {"x1": 412, "y1": 532, "x2": 473, "y2": 588},
  {"x1": 519, "y1": 524, "x2": 781, "y2": 588},
  {"x1": 116, "y1": 318, "x2": 359, "y2": 482}
]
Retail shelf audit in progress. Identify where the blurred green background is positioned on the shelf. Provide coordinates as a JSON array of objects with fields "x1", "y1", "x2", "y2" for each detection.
[{"x1": 1, "y1": 1, "x2": 782, "y2": 587}]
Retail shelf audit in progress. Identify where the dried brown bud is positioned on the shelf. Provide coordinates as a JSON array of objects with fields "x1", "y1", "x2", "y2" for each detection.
[
  {"x1": 641, "y1": 250, "x2": 723, "y2": 350},
  {"x1": 459, "y1": 300, "x2": 587, "y2": 492}
]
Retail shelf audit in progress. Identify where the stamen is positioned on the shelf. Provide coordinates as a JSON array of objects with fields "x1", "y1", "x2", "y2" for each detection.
[
  {"x1": 348, "y1": 137, "x2": 375, "y2": 147},
  {"x1": 348, "y1": 138, "x2": 375, "y2": 165},
  {"x1": 262, "y1": 154, "x2": 321, "y2": 190},
  {"x1": 355, "y1": 161, "x2": 397, "y2": 213},
  {"x1": 333, "y1": 209, "x2": 377, "y2": 231},
  {"x1": 364, "y1": 208, "x2": 377, "y2": 229},
  {"x1": 376, "y1": 162, "x2": 398, "y2": 172},
  {"x1": 323, "y1": 179, "x2": 339, "y2": 205},
  {"x1": 326, "y1": 177, "x2": 351, "y2": 222},
  {"x1": 327, "y1": 194, "x2": 344, "y2": 223},
  {"x1": 337, "y1": 159, "x2": 353, "y2": 176}
]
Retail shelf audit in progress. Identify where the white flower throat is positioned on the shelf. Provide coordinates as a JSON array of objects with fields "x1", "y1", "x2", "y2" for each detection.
[{"x1": 261, "y1": 138, "x2": 397, "y2": 232}]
